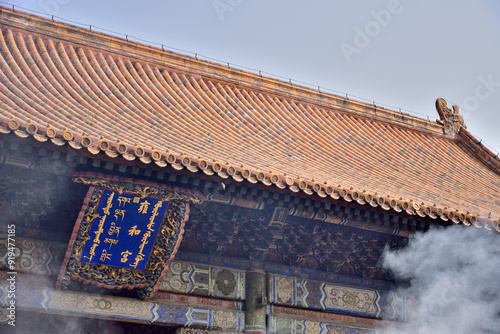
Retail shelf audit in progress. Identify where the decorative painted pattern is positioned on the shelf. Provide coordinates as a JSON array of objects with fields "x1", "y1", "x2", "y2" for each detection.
[
  {"x1": 269, "y1": 274, "x2": 408, "y2": 321},
  {"x1": 0, "y1": 235, "x2": 407, "y2": 317},
  {"x1": 153, "y1": 291, "x2": 243, "y2": 311},
  {"x1": 183, "y1": 202, "x2": 408, "y2": 281},
  {"x1": 0, "y1": 161, "x2": 88, "y2": 233},
  {"x1": 0, "y1": 235, "x2": 409, "y2": 322},
  {"x1": 0, "y1": 225, "x2": 70, "y2": 243},
  {"x1": 0, "y1": 236, "x2": 401, "y2": 296},
  {"x1": 323, "y1": 285, "x2": 378, "y2": 316},
  {"x1": 0, "y1": 284, "x2": 244, "y2": 331},
  {"x1": 0, "y1": 237, "x2": 53, "y2": 275},
  {"x1": 177, "y1": 252, "x2": 400, "y2": 291},
  {"x1": 212, "y1": 310, "x2": 241, "y2": 331},
  {"x1": 268, "y1": 316, "x2": 382, "y2": 334},
  {"x1": 176, "y1": 329, "x2": 241, "y2": 334},
  {"x1": 0, "y1": 237, "x2": 67, "y2": 276},
  {"x1": 270, "y1": 305, "x2": 397, "y2": 330},
  {"x1": 161, "y1": 261, "x2": 245, "y2": 300}
]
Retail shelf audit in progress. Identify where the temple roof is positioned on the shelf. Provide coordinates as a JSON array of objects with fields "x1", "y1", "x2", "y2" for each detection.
[{"x1": 0, "y1": 7, "x2": 499, "y2": 229}]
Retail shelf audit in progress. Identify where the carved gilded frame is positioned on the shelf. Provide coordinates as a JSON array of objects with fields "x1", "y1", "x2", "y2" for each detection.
[{"x1": 56, "y1": 173, "x2": 204, "y2": 299}]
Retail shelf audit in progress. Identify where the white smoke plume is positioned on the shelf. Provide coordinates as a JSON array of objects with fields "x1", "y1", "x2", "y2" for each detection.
[{"x1": 382, "y1": 225, "x2": 500, "y2": 333}]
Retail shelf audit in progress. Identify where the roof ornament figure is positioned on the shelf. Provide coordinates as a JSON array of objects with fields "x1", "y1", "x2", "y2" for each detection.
[{"x1": 436, "y1": 98, "x2": 466, "y2": 135}]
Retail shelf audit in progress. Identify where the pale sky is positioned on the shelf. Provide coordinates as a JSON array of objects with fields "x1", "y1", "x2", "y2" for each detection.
[{"x1": 10, "y1": 0, "x2": 500, "y2": 153}]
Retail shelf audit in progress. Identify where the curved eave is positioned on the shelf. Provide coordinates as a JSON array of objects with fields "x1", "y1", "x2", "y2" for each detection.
[{"x1": 1, "y1": 117, "x2": 499, "y2": 232}]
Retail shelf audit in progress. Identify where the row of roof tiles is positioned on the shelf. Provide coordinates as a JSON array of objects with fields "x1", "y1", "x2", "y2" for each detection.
[
  {"x1": 0, "y1": 7, "x2": 499, "y2": 231},
  {"x1": 2, "y1": 115, "x2": 499, "y2": 231}
]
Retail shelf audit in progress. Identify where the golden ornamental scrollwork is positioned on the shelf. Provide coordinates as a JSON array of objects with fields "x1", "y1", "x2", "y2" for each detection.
[{"x1": 72, "y1": 175, "x2": 204, "y2": 204}]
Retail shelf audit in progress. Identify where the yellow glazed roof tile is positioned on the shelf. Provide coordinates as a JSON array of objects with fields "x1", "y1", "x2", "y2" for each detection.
[{"x1": 0, "y1": 6, "x2": 499, "y2": 230}]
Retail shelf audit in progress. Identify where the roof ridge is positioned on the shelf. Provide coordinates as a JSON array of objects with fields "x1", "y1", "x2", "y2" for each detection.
[
  {"x1": 459, "y1": 128, "x2": 500, "y2": 176},
  {"x1": 0, "y1": 5, "x2": 446, "y2": 137},
  {"x1": 436, "y1": 98, "x2": 500, "y2": 176}
]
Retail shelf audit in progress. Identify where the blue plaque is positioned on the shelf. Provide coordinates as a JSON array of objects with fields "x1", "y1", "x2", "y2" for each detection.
[
  {"x1": 57, "y1": 174, "x2": 204, "y2": 299},
  {"x1": 80, "y1": 189, "x2": 169, "y2": 270}
]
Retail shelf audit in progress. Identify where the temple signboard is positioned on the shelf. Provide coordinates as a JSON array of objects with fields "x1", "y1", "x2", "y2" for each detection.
[
  {"x1": 57, "y1": 172, "x2": 204, "y2": 299},
  {"x1": 80, "y1": 189, "x2": 168, "y2": 270}
]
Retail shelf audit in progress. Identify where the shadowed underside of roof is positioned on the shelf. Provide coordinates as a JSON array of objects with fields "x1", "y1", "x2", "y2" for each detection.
[{"x1": 0, "y1": 7, "x2": 499, "y2": 229}]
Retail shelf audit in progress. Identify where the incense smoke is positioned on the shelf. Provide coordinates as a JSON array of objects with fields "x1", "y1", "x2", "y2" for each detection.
[{"x1": 382, "y1": 225, "x2": 500, "y2": 334}]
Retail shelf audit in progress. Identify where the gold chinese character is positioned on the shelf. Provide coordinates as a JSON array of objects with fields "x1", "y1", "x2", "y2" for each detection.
[
  {"x1": 138, "y1": 200, "x2": 150, "y2": 214},
  {"x1": 128, "y1": 225, "x2": 141, "y2": 236},
  {"x1": 99, "y1": 249, "x2": 112, "y2": 262},
  {"x1": 117, "y1": 196, "x2": 131, "y2": 207},
  {"x1": 114, "y1": 209, "x2": 126, "y2": 221},
  {"x1": 121, "y1": 250, "x2": 132, "y2": 263}
]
